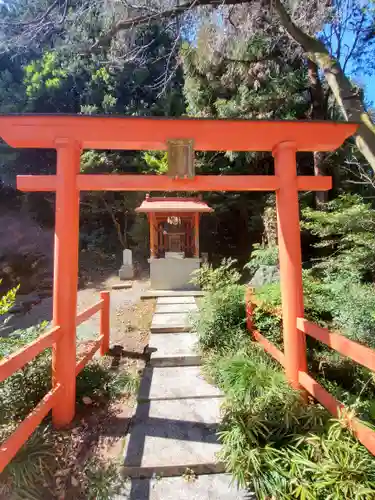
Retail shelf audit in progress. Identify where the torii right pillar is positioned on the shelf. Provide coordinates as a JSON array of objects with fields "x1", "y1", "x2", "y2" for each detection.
[{"x1": 273, "y1": 142, "x2": 308, "y2": 394}]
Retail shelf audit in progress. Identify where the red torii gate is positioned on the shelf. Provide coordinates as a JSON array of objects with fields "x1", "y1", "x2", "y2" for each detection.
[{"x1": 0, "y1": 115, "x2": 356, "y2": 459}]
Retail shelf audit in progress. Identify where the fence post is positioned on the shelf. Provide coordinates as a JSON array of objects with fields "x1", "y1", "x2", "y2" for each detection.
[
  {"x1": 245, "y1": 287, "x2": 254, "y2": 331},
  {"x1": 273, "y1": 142, "x2": 307, "y2": 395},
  {"x1": 100, "y1": 291, "x2": 110, "y2": 355}
]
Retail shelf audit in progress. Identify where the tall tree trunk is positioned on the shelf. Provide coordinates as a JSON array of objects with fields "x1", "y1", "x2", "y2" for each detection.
[
  {"x1": 274, "y1": 0, "x2": 375, "y2": 173},
  {"x1": 307, "y1": 60, "x2": 329, "y2": 206}
]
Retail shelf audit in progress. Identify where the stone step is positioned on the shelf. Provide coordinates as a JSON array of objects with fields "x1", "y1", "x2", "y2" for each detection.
[
  {"x1": 115, "y1": 474, "x2": 251, "y2": 499},
  {"x1": 151, "y1": 312, "x2": 195, "y2": 333},
  {"x1": 122, "y1": 397, "x2": 224, "y2": 478},
  {"x1": 148, "y1": 332, "x2": 200, "y2": 367},
  {"x1": 138, "y1": 366, "x2": 222, "y2": 401},
  {"x1": 142, "y1": 290, "x2": 204, "y2": 299},
  {"x1": 155, "y1": 303, "x2": 198, "y2": 314},
  {"x1": 156, "y1": 296, "x2": 197, "y2": 305}
]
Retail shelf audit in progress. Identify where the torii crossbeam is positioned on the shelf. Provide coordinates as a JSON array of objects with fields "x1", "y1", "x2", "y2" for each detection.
[{"x1": 0, "y1": 114, "x2": 357, "y2": 429}]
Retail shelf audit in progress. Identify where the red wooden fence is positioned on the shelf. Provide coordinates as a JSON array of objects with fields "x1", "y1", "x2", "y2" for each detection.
[
  {"x1": 0, "y1": 291, "x2": 110, "y2": 472},
  {"x1": 246, "y1": 293, "x2": 375, "y2": 456}
]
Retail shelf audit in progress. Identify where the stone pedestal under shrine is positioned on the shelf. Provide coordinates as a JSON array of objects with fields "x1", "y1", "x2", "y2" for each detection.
[{"x1": 136, "y1": 196, "x2": 213, "y2": 290}]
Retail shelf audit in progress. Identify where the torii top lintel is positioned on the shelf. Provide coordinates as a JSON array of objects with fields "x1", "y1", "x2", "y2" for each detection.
[{"x1": 0, "y1": 115, "x2": 357, "y2": 152}]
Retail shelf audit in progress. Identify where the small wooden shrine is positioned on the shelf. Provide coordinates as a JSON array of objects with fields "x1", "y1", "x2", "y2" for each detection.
[{"x1": 136, "y1": 194, "x2": 213, "y2": 289}]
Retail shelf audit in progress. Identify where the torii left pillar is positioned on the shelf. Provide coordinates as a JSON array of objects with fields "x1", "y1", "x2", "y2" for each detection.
[{"x1": 52, "y1": 140, "x2": 81, "y2": 427}]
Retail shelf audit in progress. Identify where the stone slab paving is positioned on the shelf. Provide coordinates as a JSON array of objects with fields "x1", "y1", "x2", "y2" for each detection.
[
  {"x1": 116, "y1": 474, "x2": 252, "y2": 500},
  {"x1": 156, "y1": 296, "x2": 197, "y2": 304},
  {"x1": 148, "y1": 332, "x2": 200, "y2": 367},
  {"x1": 155, "y1": 302, "x2": 198, "y2": 314},
  {"x1": 138, "y1": 366, "x2": 222, "y2": 401},
  {"x1": 121, "y1": 295, "x2": 252, "y2": 497},
  {"x1": 141, "y1": 290, "x2": 204, "y2": 299},
  {"x1": 123, "y1": 397, "x2": 224, "y2": 477},
  {"x1": 151, "y1": 312, "x2": 194, "y2": 333}
]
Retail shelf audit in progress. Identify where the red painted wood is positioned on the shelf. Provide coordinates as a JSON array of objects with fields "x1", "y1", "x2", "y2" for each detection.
[
  {"x1": 100, "y1": 292, "x2": 110, "y2": 356},
  {"x1": 0, "y1": 326, "x2": 61, "y2": 383},
  {"x1": 0, "y1": 115, "x2": 357, "y2": 151},
  {"x1": 253, "y1": 331, "x2": 286, "y2": 367},
  {"x1": 0, "y1": 385, "x2": 61, "y2": 472},
  {"x1": 76, "y1": 300, "x2": 103, "y2": 326},
  {"x1": 298, "y1": 371, "x2": 375, "y2": 455},
  {"x1": 297, "y1": 318, "x2": 375, "y2": 372},
  {"x1": 17, "y1": 174, "x2": 334, "y2": 193},
  {"x1": 51, "y1": 142, "x2": 81, "y2": 428},
  {"x1": 75, "y1": 338, "x2": 103, "y2": 375},
  {"x1": 274, "y1": 143, "x2": 307, "y2": 393},
  {"x1": 296, "y1": 176, "x2": 332, "y2": 191}
]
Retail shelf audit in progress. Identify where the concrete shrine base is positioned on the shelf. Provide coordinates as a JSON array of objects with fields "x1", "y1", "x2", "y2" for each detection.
[{"x1": 148, "y1": 257, "x2": 200, "y2": 290}]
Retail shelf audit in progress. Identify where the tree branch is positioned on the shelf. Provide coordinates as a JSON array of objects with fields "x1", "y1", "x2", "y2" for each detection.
[
  {"x1": 90, "y1": 0, "x2": 248, "y2": 50},
  {"x1": 272, "y1": 0, "x2": 375, "y2": 173},
  {"x1": 0, "y1": 0, "x2": 60, "y2": 27}
]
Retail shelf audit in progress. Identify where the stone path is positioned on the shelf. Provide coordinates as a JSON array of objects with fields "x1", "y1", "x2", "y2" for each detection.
[{"x1": 119, "y1": 296, "x2": 250, "y2": 499}]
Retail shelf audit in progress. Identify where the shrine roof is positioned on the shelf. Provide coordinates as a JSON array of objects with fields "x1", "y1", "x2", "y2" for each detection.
[{"x1": 135, "y1": 197, "x2": 213, "y2": 213}]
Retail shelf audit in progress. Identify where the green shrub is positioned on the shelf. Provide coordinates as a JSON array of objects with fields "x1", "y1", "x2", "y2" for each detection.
[
  {"x1": 190, "y1": 257, "x2": 241, "y2": 292},
  {"x1": 302, "y1": 194, "x2": 375, "y2": 282},
  {"x1": 0, "y1": 353, "x2": 138, "y2": 499},
  {"x1": 212, "y1": 344, "x2": 375, "y2": 498},
  {"x1": 76, "y1": 360, "x2": 140, "y2": 403},
  {"x1": 0, "y1": 323, "x2": 48, "y2": 359},
  {"x1": 244, "y1": 243, "x2": 279, "y2": 275},
  {"x1": 196, "y1": 254, "x2": 375, "y2": 498},
  {"x1": 0, "y1": 281, "x2": 19, "y2": 317},
  {"x1": 253, "y1": 281, "x2": 281, "y2": 309},
  {"x1": 326, "y1": 279, "x2": 375, "y2": 349},
  {"x1": 252, "y1": 304, "x2": 283, "y2": 347},
  {"x1": 253, "y1": 272, "x2": 332, "y2": 326},
  {"x1": 83, "y1": 457, "x2": 127, "y2": 500},
  {"x1": 257, "y1": 422, "x2": 375, "y2": 500},
  {"x1": 193, "y1": 284, "x2": 247, "y2": 354},
  {"x1": 0, "y1": 426, "x2": 56, "y2": 500},
  {"x1": 0, "y1": 349, "x2": 52, "y2": 425}
]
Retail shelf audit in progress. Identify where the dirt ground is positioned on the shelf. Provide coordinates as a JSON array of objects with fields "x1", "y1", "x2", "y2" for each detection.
[{"x1": 2, "y1": 251, "x2": 152, "y2": 351}]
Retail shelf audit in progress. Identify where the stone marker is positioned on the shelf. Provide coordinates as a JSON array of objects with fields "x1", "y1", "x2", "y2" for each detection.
[{"x1": 119, "y1": 248, "x2": 134, "y2": 280}]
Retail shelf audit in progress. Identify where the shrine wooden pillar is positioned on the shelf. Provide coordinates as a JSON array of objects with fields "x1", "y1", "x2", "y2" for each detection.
[
  {"x1": 194, "y1": 212, "x2": 200, "y2": 258},
  {"x1": 273, "y1": 142, "x2": 307, "y2": 394},
  {"x1": 52, "y1": 140, "x2": 81, "y2": 427},
  {"x1": 149, "y1": 213, "x2": 156, "y2": 257}
]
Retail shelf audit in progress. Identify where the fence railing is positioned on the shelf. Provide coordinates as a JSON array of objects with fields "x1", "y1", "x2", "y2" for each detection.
[
  {"x1": 246, "y1": 292, "x2": 375, "y2": 456},
  {"x1": 0, "y1": 290, "x2": 110, "y2": 472}
]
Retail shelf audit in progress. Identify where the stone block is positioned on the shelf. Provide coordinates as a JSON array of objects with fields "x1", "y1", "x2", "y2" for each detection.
[
  {"x1": 147, "y1": 332, "x2": 200, "y2": 367},
  {"x1": 123, "y1": 397, "x2": 224, "y2": 477},
  {"x1": 138, "y1": 366, "x2": 222, "y2": 400},
  {"x1": 149, "y1": 257, "x2": 200, "y2": 290},
  {"x1": 141, "y1": 290, "x2": 204, "y2": 299},
  {"x1": 155, "y1": 303, "x2": 198, "y2": 314},
  {"x1": 119, "y1": 264, "x2": 134, "y2": 280},
  {"x1": 151, "y1": 312, "x2": 194, "y2": 333},
  {"x1": 116, "y1": 474, "x2": 252, "y2": 500},
  {"x1": 156, "y1": 296, "x2": 197, "y2": 304}
]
